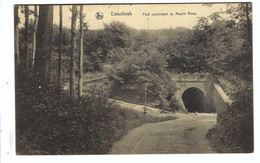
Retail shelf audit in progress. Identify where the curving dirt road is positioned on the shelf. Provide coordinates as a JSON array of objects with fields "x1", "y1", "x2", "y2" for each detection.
[{"x1": 110, "y1": 113, "x2": 217, "y2": 154}]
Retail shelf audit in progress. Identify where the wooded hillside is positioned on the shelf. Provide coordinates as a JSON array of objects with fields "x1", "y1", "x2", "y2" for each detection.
[{"x1": 15, "y1": 3, "x2": 253, "y2": 154}]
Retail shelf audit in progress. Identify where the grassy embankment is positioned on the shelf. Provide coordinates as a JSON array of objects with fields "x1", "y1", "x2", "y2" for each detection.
[{"x1": 16, "y1": 78, "x2": 175, "y2": 154}]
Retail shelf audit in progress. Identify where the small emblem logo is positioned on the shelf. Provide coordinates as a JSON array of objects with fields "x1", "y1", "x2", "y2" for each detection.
[{"x1": 95, "y1": 12, "x2": 104, "y2": 20}]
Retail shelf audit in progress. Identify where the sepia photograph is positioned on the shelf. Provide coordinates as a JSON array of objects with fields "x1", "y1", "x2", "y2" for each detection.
[{"x1": 11, "y1": 2, "x2": 253, "y2": 156}]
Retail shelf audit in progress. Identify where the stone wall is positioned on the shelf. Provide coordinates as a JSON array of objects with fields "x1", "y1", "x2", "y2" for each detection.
[
  {"x1": 211, "y1": 83, "x2": 231, "y2": 113},
  {"x1": 172, "y1": 74, "x2": 230, "y2": 114}
]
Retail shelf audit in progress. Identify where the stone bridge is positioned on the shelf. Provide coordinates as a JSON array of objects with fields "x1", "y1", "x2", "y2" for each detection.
[
  {"x1": 64, "y1": 73, "x2": 230, "y2": 115},
  {"x1": 172, "y1": 73, "x2": 231, "y2": 114}
]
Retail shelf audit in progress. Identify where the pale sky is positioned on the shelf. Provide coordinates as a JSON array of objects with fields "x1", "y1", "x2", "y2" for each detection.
[{"x1": 18, "y1": 3, "x2": 229, "y2": 30}]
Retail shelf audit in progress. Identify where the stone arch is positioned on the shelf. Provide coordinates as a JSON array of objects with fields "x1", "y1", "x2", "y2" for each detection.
[
  {"x1": 178, "y1": 84, "x2": 207, "y2": 99},
  {"x1": 174, "y1": 82, "x2": 213, "y2": 113},
  {"x1": 181, "y1": 87, "x2": 206, "y2": 113},
  {"x1": 172, "y1": 74, "x2": 228, "y2": 115}
]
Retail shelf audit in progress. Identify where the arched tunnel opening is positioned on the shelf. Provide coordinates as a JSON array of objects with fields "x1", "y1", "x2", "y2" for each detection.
[{"x1": 182, "y1": 87, "x2": 206, "y2": 113}]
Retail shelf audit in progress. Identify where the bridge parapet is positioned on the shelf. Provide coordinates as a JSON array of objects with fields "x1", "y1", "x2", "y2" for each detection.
[
  {"x1": 171, "y1": 73, "x2": 231, "y2": 116},
  {"x1": 172, "y1": 73, "x2": 217, "y2": 82}
]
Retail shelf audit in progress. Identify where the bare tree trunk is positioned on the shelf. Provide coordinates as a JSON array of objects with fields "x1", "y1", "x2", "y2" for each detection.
[
  {"x1": 32, "y1": 5, "x2": 38, "y2": 68},
  {"x1": 25, "y1": 6, "x2": 29, "y2": 73},
  {"x1": 78, "y1": 5, "x2": 84, "y2": 98},
  {"x1": 35, "y1": 6, "x2": 53, "y2": 85},
  {"x1": 70, "y1": 5, "x2": 77, "y2": 98},
  {"x1": 58, "y1": 5, "x2": 63, "y2": 90},
  {"x1": 14, "y1": 6, "x2": 20, "y2": 64}
]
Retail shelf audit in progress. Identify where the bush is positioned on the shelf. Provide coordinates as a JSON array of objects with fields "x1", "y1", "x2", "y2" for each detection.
[
  {"x1": 169, "y1": 96, "x2": 180, "y2": 113},
  {"x1": 16, "y1": 72, "x2": 175, "y2": 154},
  {"x1": 84, "y1": 48, "x2": 103, "y2": 72},
  {"x1": 83, "y1": 80, "x2": 111, "y2": 101},
  {"x1": 207, "y1": 80, "x2": 253, "y2": 153},
  {"x1": 109, "y1": 44, "x2": 178, "y2": 110}
]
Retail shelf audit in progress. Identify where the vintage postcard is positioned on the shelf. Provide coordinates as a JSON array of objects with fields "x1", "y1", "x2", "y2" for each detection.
[{"x1": 12, "y1": 2, "x2": 253, "y2": 156}]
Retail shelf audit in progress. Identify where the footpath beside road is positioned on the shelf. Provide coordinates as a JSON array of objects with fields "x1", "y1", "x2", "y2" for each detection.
[
  {"x1": 108, "y1": 99, "x2": 173, "y2": 117},
  {"x1": 110, "y1": 112, "x2": 217, "y2": 154}
]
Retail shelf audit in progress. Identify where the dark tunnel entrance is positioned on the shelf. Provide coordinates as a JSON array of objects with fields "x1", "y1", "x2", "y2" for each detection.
[{"x1": 182, "y1": 87, "x2": 206, "y2": 113}]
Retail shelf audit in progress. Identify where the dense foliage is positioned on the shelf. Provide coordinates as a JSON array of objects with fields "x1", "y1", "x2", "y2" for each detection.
[
  {"x1": 199, "y1": 3, "x2": 253, "y2": 153},
  {"x1": 109, "y1": 44, "x2": 178, "y2": 111},
  {"x1": 16, "y1": 3, "x2": 253, "y2": 154},
  {"x1": 207, "y1": 78, "x2": 253, "y2": 152},
  {"x1": 16, "y1": 71, "x2": 175, "y2": 154},
  {"x1": 16, "y1": 16, "x2": 177, "y2": 155}
]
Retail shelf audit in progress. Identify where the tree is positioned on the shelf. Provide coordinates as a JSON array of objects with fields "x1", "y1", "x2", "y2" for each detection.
[
  {"x1": 70, "y1": 5, "x2": 77, "y2": 98},
  {"x1": 35, "y1": 6, "x2": 53, "y2": 85},
  {"x1": 110, "y1": 44, "x2": 177, "y2": 108},
  {"x1": 157, "y1": 28, "x2": 194, "y2": 72},
  {"x1": 96, "y1": 21, "x2": 133, "y2": 62},
  {"x1": 32, "y1": 5, "x2": 38, "y2": 68},
  {"x1": 190, "y1": 3, "x2": 252, "y2": 79},
  {"x1": 24, "y1": 5, "x2": 29, "y2": 72},
  {"x1": 14, "y1": 6, "x2": 20, "y2": 64},
  {"x1": 78, "y1": 5, "x2": 84, "y2": 97},
  {"x1": 193, "y1": 3, "x2": 253, "y2": 153},
  {"x1": 103, "y1": 21, "x2": 133, "y2": 49},
  {"x1": 58, "y1": 5, "x2": 63, "y2": 90}
]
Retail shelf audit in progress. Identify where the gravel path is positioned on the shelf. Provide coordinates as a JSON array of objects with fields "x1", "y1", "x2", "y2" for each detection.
[{"x1": 110, "y1": 111, "x2": 217, "y2": 154}]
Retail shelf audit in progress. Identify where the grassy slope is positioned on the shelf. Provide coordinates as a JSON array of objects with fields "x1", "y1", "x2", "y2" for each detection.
[{"x1": 16, "y1": 98, "x2": 176, "y2": 155}]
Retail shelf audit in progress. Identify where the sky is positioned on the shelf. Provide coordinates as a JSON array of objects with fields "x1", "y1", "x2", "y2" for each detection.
[{"x1": 18, "y1": 3, "x2": 229, "y2": 30}]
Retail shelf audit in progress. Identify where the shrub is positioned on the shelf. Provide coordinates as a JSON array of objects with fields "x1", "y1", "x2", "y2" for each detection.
[
  {"x1": 16, "y1": 72, "x2": 175, "y2": 155},
  {"x1": 169, "y1": 96, "x2": 180, "y2": 113},
  {"x1": 109, "y1": 44, "x2": 178, "y2": 110},
  {"x1": 83, "y1": 80, "x2": 112, "y2": 106},
  {"x1": 207, "y1": 79, "x2": 253, "y2": 153}
]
